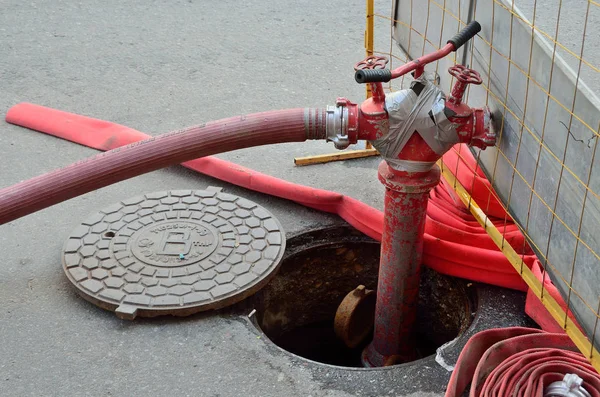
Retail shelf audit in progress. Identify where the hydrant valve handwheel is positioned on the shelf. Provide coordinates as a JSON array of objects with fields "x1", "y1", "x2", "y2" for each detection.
[
  {"x1": 447, "y1": 64, "x2": 483, "y2": 107},
  {"x1": 354, "y1": 55, "x2": 389, "y2": 71},
  {"x1": 448, "y1": 64, "x2": 483, "y2": 85}
]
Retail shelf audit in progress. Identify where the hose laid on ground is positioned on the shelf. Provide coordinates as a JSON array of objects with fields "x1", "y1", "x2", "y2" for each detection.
[
  {"x1": 4, "y1": 104, "x2": 584, "y2": 332},
  {"x1": 4, "y1": 103, "x2": 580, "y2": 327},
  {"x1": 445, "y1": 327, "x2": 600, "y2": 396},
  {"x1": 0, "y1": 107, "x2": 327, "y2": 224},
  {"x1": 4, "y1": 104, "x2": 581, "y2": 330},
  {"x1": 5, "y1": 103, "x2": 530, "y2": 291}
]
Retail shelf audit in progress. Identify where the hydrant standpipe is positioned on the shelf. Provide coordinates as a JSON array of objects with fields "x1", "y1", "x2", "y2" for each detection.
[{"x1": 329, "y1": 21, "x2": 498, "y2": 366}]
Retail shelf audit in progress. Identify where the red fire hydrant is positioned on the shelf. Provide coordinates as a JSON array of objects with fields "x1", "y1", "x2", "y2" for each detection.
[{"x1": 328, "y1": 21, "x2": 498, "y2": 366}]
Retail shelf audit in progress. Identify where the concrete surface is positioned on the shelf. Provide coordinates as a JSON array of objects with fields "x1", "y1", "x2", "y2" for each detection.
[{"x1": 0, "y1": 1, "x2": 533, "y2": 396}]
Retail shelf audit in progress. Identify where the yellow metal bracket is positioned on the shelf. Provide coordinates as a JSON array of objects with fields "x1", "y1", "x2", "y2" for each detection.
[
  {"x1": 293, "y1": 0, "x2": 380, "y2": 166},
  {"x1": 439, "y1": 159, "x2": 600, "y2": 373}
]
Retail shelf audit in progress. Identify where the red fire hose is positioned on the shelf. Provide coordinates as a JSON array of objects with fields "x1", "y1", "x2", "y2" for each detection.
[
  {"x1": 4, "y1": 103, "x2": 527, "y2": 286},
  {"x1": 3, "y1": 103, "x2": 580, "y2": 332},
  {"x1": 445, "y1": 327, "x2": 600, "y2": 396}
]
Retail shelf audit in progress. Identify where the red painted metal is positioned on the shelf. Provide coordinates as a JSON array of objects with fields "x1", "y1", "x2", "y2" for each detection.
[
  {"x1": 390, "y1": 43, "x2": 455, "y2": 79},
  {"x1": 352, "y1": 57, "x2": 388, "y2": 142},
  {"x1": 336, "y1": 97, "x2": 360, "y2": 144},
  {"x1": 352, "y1": 63, "x2": 493, "y2": 155},
  {"x1": 354, "y1": 57, "x2": 497, "y2": 365},
  {"x1": 354, "y1": 55, "x2": 389, "y2": 103},
  {"x1": 448, "y1": 64, "x2": 483, "y2": 101},
  {"x1": 445, "y1": 65, "x2": 495, "y2": 150},
  {"x1": 445, "y1": 327, "x2": 600, "y2": 396},
  {"x1": 363, "y1": 162, "x2": 441, "y2": 366}
]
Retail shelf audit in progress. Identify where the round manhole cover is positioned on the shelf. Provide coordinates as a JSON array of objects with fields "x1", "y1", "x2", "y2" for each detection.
[{"x1": 62, "y1": 188, "x2": 286, "y2": 320}]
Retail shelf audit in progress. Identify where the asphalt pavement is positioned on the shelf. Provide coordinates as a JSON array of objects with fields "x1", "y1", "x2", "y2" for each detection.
[{"x1": 0, "y1": 1, "x2": 533, "y2": 396}]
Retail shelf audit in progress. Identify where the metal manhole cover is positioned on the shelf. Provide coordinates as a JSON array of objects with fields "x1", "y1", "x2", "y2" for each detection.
[{"x1": 62, "y1": 188, "x2": 286, "y2": 320}]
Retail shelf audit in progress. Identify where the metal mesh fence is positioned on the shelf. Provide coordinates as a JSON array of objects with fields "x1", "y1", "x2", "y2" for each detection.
[{"x1": 371, "y1": 0, "x2": 600, "y2": 369}]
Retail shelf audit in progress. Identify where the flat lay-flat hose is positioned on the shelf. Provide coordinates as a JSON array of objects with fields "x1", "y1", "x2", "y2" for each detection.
[
  {"x1": 6, "y1": 103, "x2": 575, "y2": 332},
  {"x1": 4, "y1": 103, "x2": 527, "y2": 287},
  {"x1": 4, "y1": 103, "x2": 583, "y2": 332}
]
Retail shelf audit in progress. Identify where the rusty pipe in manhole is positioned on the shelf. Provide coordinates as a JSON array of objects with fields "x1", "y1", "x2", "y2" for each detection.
[{"x1": 362, "y1": 162, "x2": 441, "y2": 367}]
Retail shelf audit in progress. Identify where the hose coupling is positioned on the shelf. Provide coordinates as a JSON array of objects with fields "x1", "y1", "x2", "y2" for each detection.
[
  {"x1": 326, "y1": 100, "x2": 350, "y2": 150},
  {"x1": 325, "y1": 98, "x2": 359, "y2": 150},
  {"x1": 545, "y1": 373, "x2": 591, "y2": 397}
]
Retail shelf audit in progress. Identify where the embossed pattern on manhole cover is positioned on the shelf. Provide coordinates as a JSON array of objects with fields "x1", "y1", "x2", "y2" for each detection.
[{"x1": 62, "y1": 189, "x2": 286, "y2": 320}]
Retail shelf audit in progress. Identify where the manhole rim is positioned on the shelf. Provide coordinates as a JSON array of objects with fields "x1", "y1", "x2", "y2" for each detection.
[
  {"x1": 244, "y1": 226, "x2": 480, "y2": 371},
  {"x1": 245, "y1": 302, "x2": 479, "y2": 372}
]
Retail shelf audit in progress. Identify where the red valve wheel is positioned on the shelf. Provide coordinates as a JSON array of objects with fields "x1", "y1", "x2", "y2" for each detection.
[
  {"x1": 354, "y1": 55, "x2": 389, "y2": 71},
  {"x1": 448, "y1": 64, "x2": 482, "y2": 85}
]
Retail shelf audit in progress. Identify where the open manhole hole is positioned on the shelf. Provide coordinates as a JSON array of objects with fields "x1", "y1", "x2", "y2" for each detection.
[{"x1": 248, "y1": 226, "x2": 476, "y2": 368}]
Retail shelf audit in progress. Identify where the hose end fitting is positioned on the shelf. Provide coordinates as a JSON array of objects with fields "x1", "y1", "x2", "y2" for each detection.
[
  {"x1": 325, "y1": 98, "x2": 358, "y2": 150},
  {"x1": 304, "y1": 108, "x2": 328, "y2": 140}
]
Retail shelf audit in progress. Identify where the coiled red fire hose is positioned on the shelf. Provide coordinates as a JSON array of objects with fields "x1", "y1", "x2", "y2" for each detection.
[{"x1": 445, "y1": 327, "x2": 600, "y2": 396}]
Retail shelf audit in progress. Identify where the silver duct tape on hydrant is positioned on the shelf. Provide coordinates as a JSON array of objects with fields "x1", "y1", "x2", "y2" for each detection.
[{"x1": 372, "y1": 76, "x2": 458, "y2": 172}]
